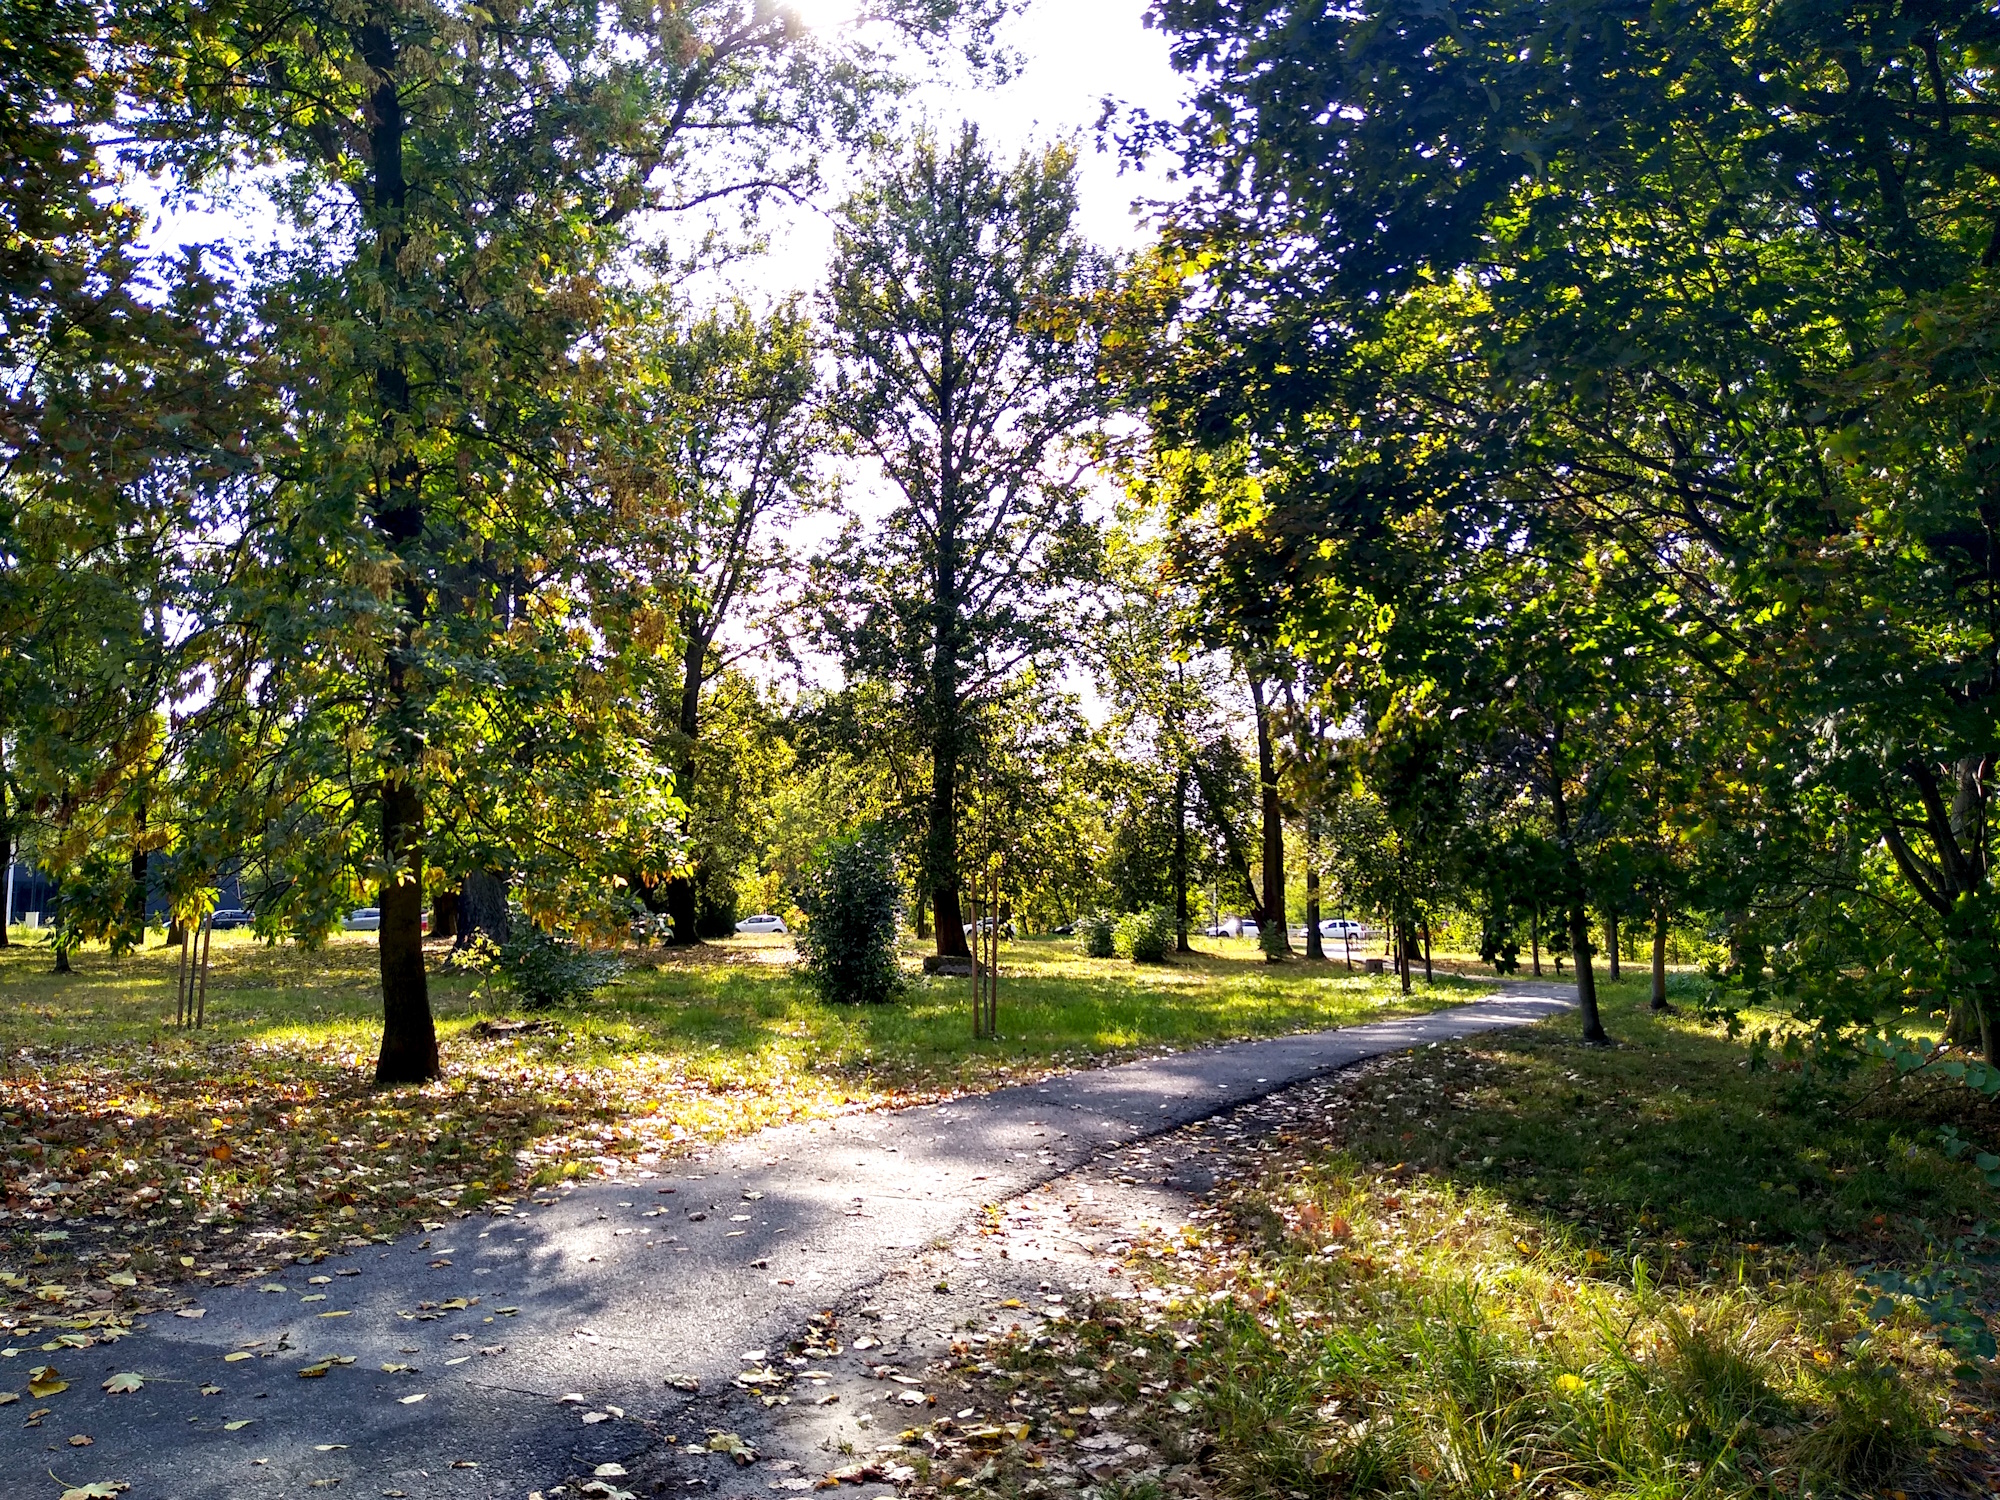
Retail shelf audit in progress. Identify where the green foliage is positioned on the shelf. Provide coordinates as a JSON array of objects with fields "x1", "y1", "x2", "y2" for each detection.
[
  {"x1": 1077, "y1": 912, "x2": 1116, "y2": 959},
  {"x1": 461, "y1": 926, "x2": 621, "y2": 1012},
  {"x1": 794, "y1": 829, "x2": 904, "y2": 1006},
  {"x1": 1115, "y1": 907, "x2": 1174, "y2": 964}
]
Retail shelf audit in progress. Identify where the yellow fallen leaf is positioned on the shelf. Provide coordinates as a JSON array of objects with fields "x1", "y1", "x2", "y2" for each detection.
[
  {"x1": 224, "y1": 1352, "x2": 254, "y2": 1363},
  {"x1": 315, "y1": 1443, "x2": 348, "y2": 1451},
  {"x1": 105, "y1": 1272, "x2": 137, "y2": 1288},
  {"x1": 225, "y1": 1419, "x2": 254, "y2": 1430},
  {"x1": 28, "y1": 1365, "x2": 68, "y2": 1397},
  {"x1": 68, "y1": 1433, "x2": 93, "y2": 1446},
  {"x1": 399, "y1": 1392, "x2": 428, "y2": 1404},
  {"x1": 318, "y1": 1310, "x2": 351, "y2": 1319},
  {"x1": 101, "y1": 1373, "x2": 144, "y2": 1394}
]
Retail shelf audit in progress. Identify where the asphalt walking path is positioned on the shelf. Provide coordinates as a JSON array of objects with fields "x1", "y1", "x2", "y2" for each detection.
[{"x1": 6, "y1": 981, "x2": 1575, "y2": 1500}]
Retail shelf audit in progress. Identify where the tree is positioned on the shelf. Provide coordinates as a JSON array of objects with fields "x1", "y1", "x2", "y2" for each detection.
[
  {"x1": 603, "y1": 298, "x2": 823, "y2": 942},
  {"x1": 133, "y1": 0, "x2": 991, "y2": 1081},
  {"x1": 819, "y1": 124, "x2": 1109, "y2": 960}
]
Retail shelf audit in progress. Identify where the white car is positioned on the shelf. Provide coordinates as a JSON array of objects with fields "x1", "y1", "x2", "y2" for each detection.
[
  {"x1": 1320, "y1": 918, "x2": 1366, "y2": 940},
  {"x1": 735, "y1": 914, "x2": 788, "y2": 935},
  {"x1": 343, "y1": 907, "x2": 382, "y2": 932}
]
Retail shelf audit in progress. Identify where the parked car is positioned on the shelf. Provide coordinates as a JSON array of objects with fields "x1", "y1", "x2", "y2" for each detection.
[
  {"x1": 736, "y1": 913, "x2": 788, "y2": 935},
  {"x1": 342, "y1": 907, "x2": 381, "y2": 932},
  {"x1": 1052, "y1": 922, "x2": 1076, "y2": 936},
  {"x1": 1319, "y1": 918, "x2": 1366, "y2": 941},
  {"x1": 1240, "y1": 920, "x2": 1260, "y2": 939},
  {"x1": 208, "y1": 908, "x2": 254, "y2": 930}
]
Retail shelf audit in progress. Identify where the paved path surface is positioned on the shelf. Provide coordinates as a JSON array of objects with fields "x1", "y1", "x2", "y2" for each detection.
[{"x1": 4, "y1": 983, "x2": 1573, "y2": 1500}]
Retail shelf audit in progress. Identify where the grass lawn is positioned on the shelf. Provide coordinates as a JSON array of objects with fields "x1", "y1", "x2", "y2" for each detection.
[
  {"x1": 955, "y1": 986, "x2": 2000, "y2": 1499},
  {"x1": 0, "y1": 928, "x2": 1460, "y2": 1315}
]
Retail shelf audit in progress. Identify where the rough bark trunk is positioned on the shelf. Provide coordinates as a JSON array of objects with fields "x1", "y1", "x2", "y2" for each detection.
[
  {"x1": 1651, "y1": 908, "x2": 1669, "y2": 1011},
  {"x1": 1174, "y1": 770, "x2": 1192, "y2": 954},
  {"x1": 0, "y1": 804, "x2": 10, "y2": 950},
  {"x1": 430, "y1": 888, "x2": 460, "y2": 942},
  {"x1": 1605, "y1": 912, "x2": 1620, "y2": 982},
  {"x1": 456, "y1": 869, "x2": 512, "y2": 948},
  {"x1": 662, "y1": 628, "x2": 705, "y2": 943},
  {"x1": 1249, "y1": 677, "x2": 1291, "y2": 955},
  {"x1": 1569, "y1": 902, "x2": 1608, "y2": 1043},
  {"x1": 364, "y1": 14, "x2": 438, "y2": 1084}
]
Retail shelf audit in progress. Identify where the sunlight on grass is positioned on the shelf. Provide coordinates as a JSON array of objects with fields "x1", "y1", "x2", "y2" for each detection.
[{"x1": 0, "y1": 929, "x2": 1465, "y2": 1275}]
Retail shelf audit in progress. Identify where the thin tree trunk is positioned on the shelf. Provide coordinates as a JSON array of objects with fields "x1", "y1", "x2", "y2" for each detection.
[
  {"x1": 1651, "y1": 907, "x2": 1669, "y2": 1011},
  {"x1": 1569, "y1": 901, "x2": 1608, "y2": 1043},
  {"x1": 195, "y1": 915, "x2": 214, "y2": 1028},
  {"x1": 1531, "y1": 909, "x2": 1542, "y2": 976},
  {"x1": 0, "y1": 800, "x2": 11, "y2": 950},
  {"x1": 175, "y1": 925, "x2": 191, "y2": 1026},
  {"x1": 1303, "y1": 809, "x2": 1324, "y2": 961},
  {"x1": 1173, "y1": 769, "x2": 1192, "y2": 954},
  {"x1": 664, "y1": 629, "x2": 705, "y2": 943},
  {"x1": 1605, "y1": 912, "x2": 1620, "y2": 982},
  {"x1": 1421, "y1": 916, "x2": 1432, "y2": 983},
  {"x1": 1249, "y1": 676, "x2": 1290, "y2": 954}
]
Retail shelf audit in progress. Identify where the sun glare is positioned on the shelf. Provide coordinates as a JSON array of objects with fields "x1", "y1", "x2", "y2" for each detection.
[{"x1": 782, "y1": 0, "x2": 860, "y2": 33}]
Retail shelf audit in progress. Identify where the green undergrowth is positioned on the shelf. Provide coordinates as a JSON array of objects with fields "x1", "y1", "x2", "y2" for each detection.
[{"x1": 967, "y1": 992, "x2": 2000, "y2": 1500}]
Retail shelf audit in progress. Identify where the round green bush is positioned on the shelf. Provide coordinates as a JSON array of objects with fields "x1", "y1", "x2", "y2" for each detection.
[
  {"x1": 1116, "y1": 907, "x2": 1175, "y2": 963},
  {"x1": 1077, "y1": 912, "x2": 1116, "y2": 958},
  {"x1": 795, "y1": 828, "x2": 904, "y2": 1004}
]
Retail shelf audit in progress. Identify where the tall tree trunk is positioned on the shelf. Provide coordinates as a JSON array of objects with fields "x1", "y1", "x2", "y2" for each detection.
[
  {"x1": 1568, "y1": 901, "x2": 1608, "y2": 1043},
  {"x1": 1173, "y1": 769, "x2": 1192, "y2": 954},
  {"x1": 455, "y1": 870, "x2": 512, "y2": 948},
  {"x1": 1249, "y1": 676, "x2": 1290, "y2": 953},
  {"x1": 430, "y1": 888, "x2": 460, "y2": 942},
  {"x1": 1548, "y1": 720, "x2": 1607, "y2": 1043},
  {"x1": 1531, "y1": 908, "x2": 1541, "y2": 976},
  {"x1": 929, "y1": 520, "x2": 970, "y2": 959},
  {"x1": 1303, "y1": 808, "x2": 1324, "y2": 961},
  {"x1": 1651, "y1": 907, "x2": 1669, "y2": 1011},
  {"x1": 364, "y1": 15, "x2": 438, "y2": 1084},
  {"x1": 1421, "y1": 915, "x2": 1432, "y2": 983},
  {"x1": 663, "y1": 627, "x2": 705, "y2": 944},
  {"x1": 0, "y1": 787, "x2": 11, "y2": 949},
  {"x1": 1605, "y1": 912, "x2": 1620, "y2": 981},
  {"x1": 913, "y1": 892, "x2": 930, "y2": 940},
  {"x1": 1398, "y1": 918, "x2": 1411, "y2": 994}
]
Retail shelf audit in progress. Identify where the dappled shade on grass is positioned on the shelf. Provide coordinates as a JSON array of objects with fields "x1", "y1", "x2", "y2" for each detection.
[
  {"x1": 961, "y1": 989, "x2": 2000, "y2": 1500},
  {"x1": 0, "y1": 932, "x2": 1452, "y2": 1321}
]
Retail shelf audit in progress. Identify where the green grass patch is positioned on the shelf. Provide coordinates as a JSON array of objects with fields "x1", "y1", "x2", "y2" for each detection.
[
  {"x1": 964, "y1": 989, "x2": 2000, "y2": 1500},
  {"x1": 0, "y1": 929, "x2": 1455, "y2": 1296}
]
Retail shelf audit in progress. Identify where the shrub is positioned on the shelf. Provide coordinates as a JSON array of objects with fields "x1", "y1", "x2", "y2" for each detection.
[
  {"x1": 795, "y1": 828, "x2": 903, "y2": 1004},
  {"x1": 1077, "y1": 911, "x2": 1116, "y2": 959},
  {"x1": 480, "y1": 924, "x2": 621, "y2": 1009},
  {"x1": 1116, "y1": 906, "x2": 1175, "y2": 963}
]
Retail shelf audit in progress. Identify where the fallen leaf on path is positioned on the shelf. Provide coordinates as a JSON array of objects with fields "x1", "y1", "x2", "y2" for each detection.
[
  {"x1": 68, "y1": 1432, "x2": 94, "y2": 1445},
  {"x1": 581, "y1": 1410, "x2": 610, "y2": 1423},
  {"x1": 175, "y1": 1308, "x2": 205, "y2": 1319},
  {"x1": 259, "y1": 1284, "x2": 288, "y2": 1293},
  {"x1": 101, "y1": 1373, "x2": 143, "y2": 1394},
  {"x1": 28, "y1": 1364, "x2": 68, "y2": 1397},
  {"x1": 224, "y1": 1351, "x2": 254, "y2": 1363},
  {"x1": 105, "y1": 1273, "x2": 136, "y2": 1288},
  {"x1": 397, "y1": 1393, "x2": 427, "y2": 1404},
  {"x1": 58, "y1": 1483, "x2": 127, "y2": 1499},
  {"x1": 666, "y1": 1374, "x2": 698, "y2": 1391},
  {"x1": 224, "y1": 1419, "x2": 253, "y2": 1430},
  {"x1": 199, "y1": 1383, "x2": 222, "y2": 1396},
  {"x1": 593, "y1": 1464, "x2": 627, "y2": 1477},
  {"x1": 380, "y1": 1363, "x2": 416, "y2": 1374},
  {"x1": 314, "y1": 1443, "x2": 348, "y2": 1450}
]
